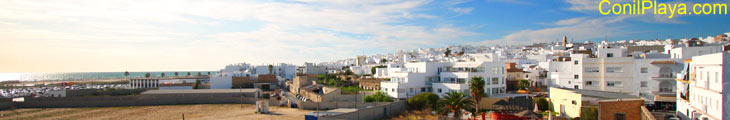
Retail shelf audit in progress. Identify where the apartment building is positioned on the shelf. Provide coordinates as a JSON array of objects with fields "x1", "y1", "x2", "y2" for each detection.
[
  {"x1": 380, "y1": 61, "x2": 505, "y2": 99},
  {"x1": 549, "y1": 87, "x2": 644, "y2": 120},
  {"x1": 676, "y1": 51, "x2": 729, "y2": 120},
  {"x1": 432, "y1": 62, "x2": 506, "y2": 97},
  {"x1": 548, "y1": 45, "x2": 684, "y2": 107}
]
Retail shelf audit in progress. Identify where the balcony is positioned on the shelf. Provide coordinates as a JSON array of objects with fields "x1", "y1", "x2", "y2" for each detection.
[{"x1": 652, "y1": 73, "x2": 676, "y2": 80}]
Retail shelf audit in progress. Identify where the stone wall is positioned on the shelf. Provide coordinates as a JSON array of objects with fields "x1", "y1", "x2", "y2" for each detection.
[{"x1": 319, "y1": 101, "x2": 407, "y2": 120}]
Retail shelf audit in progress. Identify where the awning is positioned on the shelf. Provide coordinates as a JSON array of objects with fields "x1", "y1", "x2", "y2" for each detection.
[
  {"x1": 651, "y1": 60, "x2": 676, "y2": 64},
  {"x1": 654, "y1": 95, "x2": 676, "y2": 102}
]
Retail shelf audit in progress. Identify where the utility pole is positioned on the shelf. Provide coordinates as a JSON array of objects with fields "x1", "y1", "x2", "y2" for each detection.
[{"x1": 240, "y1": 86, "x2": 243, "y2": 108}]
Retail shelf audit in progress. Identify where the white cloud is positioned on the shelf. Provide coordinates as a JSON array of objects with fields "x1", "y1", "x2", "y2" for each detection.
[
  {"x1": 476, "y1": 16, "x2": 633, "y2": 46},
  {"x1": 0, "y1": 0, "x2": 480, "y2": 72},
  {"x1": 449, "y1": 7, "x2": 475, "y2": 14}
]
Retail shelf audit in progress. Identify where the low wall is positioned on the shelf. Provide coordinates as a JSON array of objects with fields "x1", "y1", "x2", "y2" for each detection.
[
  {"x1": 0, "y1": 99, "x2": 10, "y2": 110},
  {"x1": 320, "y1": 101, "x2": 407, "y2": 120},
  {"x1": 1, "y1": 95, "x2": 278, "y2": 110},
  {"x1": 298, "y1": 101, "x2": 391, "y2": 110}
]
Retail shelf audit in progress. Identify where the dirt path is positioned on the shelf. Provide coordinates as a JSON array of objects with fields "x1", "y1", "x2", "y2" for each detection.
[{"x1": 0, "y1": 104, "x2": 312, "y2": 120}]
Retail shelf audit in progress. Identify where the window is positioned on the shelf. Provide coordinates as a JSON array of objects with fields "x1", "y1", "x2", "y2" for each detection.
[
  {"x1": 409, "y1": 88, "x2": 414, "y2": 93},
  {"x1": 607, "y1": 81, "x2": 623, "y2": 87},
  {"x1": 492, "y1": 77, "x2": 499, "y2": 85},
  {"x1": 640, "y1": 81, "x2": 647, "y2": 87},
  {"x1": 492, "y1": 88, "x2": 499, "y2": 94},
  {"x1": 486, "y1": 79, "x2": 491, "y2": 85},
  {"x1": 640, "y1": 68, "x2": 648, "y2": 73},
  {"x1": 585, "y1": 67, "x2": 599, "y2": 72},
  {"x1": 574, "y1": 75, "x2": 579, "y2": 79},
  {"x1": 574, "y1": 60, "x2": 579, "y2": 65},
  {"x1": 391, "y1": 88, "x2": 395, "y2": 92},
  {"x1": 574, "y1": 85, "x2": 579, "y2": 89},
  {"x1": 421, "y1": 88, "x2": 426, "y2": 92},
  {"x1": 615, "y1": 113, "x2": 626, "y2": 120},
  {"x1": 606, "y1": 67, "x2": 623, "y2": 73},
  {"x1": 585, "y1": 81, "x2": 595, "y2": 86},
  {"x1": 437, "y1": 88, "x2": 442, "y2": 93},
  {"x1": 607, "y1": 53, "x2": 614, "y2": 58}
]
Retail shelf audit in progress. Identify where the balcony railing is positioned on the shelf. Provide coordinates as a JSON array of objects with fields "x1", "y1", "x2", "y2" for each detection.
[{"x1": 652, "y1": 73, "x2": 676, "y2": 80}]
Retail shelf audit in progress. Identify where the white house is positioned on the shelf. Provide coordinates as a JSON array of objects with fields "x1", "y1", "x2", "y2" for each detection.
[
  {"x1": 676, "y1": 51, "x2": 729, "y2": 120},
  {"x1": 380, "y1": 61, "x2": 506, "y2": 99},
  {"x1": 432, "y1": 61, "x2": 506, "y2": 97}
]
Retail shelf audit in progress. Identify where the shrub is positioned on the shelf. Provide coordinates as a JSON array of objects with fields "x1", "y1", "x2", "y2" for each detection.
[
  {"x1": 363, "y1": 91, "x2": 394, "y2": 102},
  {"x1": 407, "y1": 92, "x2": 439, "y2": 110}
]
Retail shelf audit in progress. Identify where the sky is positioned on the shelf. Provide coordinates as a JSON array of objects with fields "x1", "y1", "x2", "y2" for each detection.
[{"x1": 1, "y1": 0, "x2": 729, "y2": 72}]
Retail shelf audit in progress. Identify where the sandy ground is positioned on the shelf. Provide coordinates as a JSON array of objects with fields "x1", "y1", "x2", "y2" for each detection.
[{"x1": 0, "y1": 104, "x2": 313, "y2": 120}]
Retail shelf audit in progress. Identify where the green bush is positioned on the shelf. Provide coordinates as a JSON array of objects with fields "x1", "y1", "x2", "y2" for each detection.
[
  {"x1": 407, "y1": 92, "x2": 439, "y2": 110},
  {"x1": 363, "y1": 91, "x2": 394, "y2": 102},
  {"x1": 537, "y1": 98, "x2": 550, "y2": 111}
]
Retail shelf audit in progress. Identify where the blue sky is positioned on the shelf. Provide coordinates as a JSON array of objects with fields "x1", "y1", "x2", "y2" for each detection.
[{"x1": 0, "y1": 0, "x2": 728, "y2": 72}]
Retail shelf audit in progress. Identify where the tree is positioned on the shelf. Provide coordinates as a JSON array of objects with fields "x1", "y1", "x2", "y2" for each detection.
[
  {"x1": 144, "y1": 72, "x2": 151, "y2": 78},
  {"x1": 468, "y1": 76, "x2": 486, "y2": 115},
  {"x1": 537, "y1": 97, "x2": 550, "y2": 111},
  {"x1": 161, "y1": 73, "x2": 166, "y2": 78},
  {"x1": 444, "y1": 48, "x2": 451, "y2": 57},
  {"x1": 407, "y1": 92, "x2": 440, "y2": 110},
  {"x1": 344, "y1": 69, "x2": 353, "y2": 75},
  {"x1": 363, "y1": 91, "x2": 394, "y2": 102},
  {"x1": 380, "y1": 58, "x2": 387, "y2": 63},
  {"x1": 518, "y1": 80, "x2": 530, "y2": 90},
  {"x1": 187, "y1": 72, "x2": 191, "y2": 76},
  {"x1": 439, "y1": 91, "x2": 474, "y2": 119},
  {"x1": 197, "y1": 72, "x2": 202, "y2": 76},
  {"x1": 207, "y1": 72, "x2": 211, "y2": 75},
  {"x1": 124, "y1": 71, "x2": 130, "y2": 77},
  {"x1": 268, "y1": 65, "x2": 274, "y2": 74},
  {"x1": 174, "y1": 72, "x2": 179, "y2": 76}
]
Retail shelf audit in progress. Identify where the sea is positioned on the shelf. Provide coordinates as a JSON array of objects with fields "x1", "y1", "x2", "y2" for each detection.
[{"x1": 0, "y1": 71, "x2": 218, "y2": 82}]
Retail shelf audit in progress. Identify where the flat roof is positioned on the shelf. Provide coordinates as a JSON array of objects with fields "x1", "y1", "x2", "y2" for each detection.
[
  {"x1": 552, "y1": 87, "x2": 639, "y2": 100},
  {"x1": 141, "y1": 89, "x2": 261, "y2": 94}
]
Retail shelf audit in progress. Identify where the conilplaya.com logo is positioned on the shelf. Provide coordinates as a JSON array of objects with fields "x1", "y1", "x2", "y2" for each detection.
[{"x1": 598, "y1": 0, "x2": 727, "y2": 18}]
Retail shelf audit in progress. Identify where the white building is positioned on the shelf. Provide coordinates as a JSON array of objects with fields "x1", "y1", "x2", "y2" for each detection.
[
  {"x1": 432, "y1": 62, "x2": 506, "y2": 97},
  {"x1": 676, "y1": 51, "x2": 729, "y2": 120},
  {"x1": 210, "y1": 63, "x2": 296, "y2": 89},
  {"x1": 549, "y1": 46, "x2": 684, "y2": 106},
  {"x1": 380, "y1": 61, "x2": 506, "y2": 99}
]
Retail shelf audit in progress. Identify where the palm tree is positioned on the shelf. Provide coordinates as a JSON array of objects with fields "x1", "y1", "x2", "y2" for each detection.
[
  {"x1": 207, "y1": 72, "x2": 211, "y2": 75},
  {"x1": 174, "y1": 72, "x2": 179, "y2": 76},
  {"x1": 144, "y1": 72, "x2": 151, "y2": 78},
  {"x1": 440, "y1": 91, "x2": 474, "y2": 119},
  {"x1": 469, "y1": 76, "x2": 486, "y2": 116},
  {"x1": 268, "y1": 65, "x2": 273, "y2": 75},
  {"x1": 124, "y1": 71, "x2": 130, "y2": 77},
  {"x1": 161, "y1": 73, "x2": 166, "y2": 78},
  {"x1": 197, "y1": 72, "x2": 202, "y2": 76},
  {"x1": 187, "y1": 72, "x2": 191, "y2": 76}
]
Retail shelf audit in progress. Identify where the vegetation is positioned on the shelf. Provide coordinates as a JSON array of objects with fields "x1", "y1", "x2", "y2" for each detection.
[
  {"x1": 160, "y1": 73, "x2": 166, "y2": 77},
  {"x1": 444, "y1": 48, "x2": 451, "y2": 57},
  {"x1": 144, "y1": 72, "x2": 151, "y2": 78},
  {"x1": 197, "y1": 72, "x2": 202, "y2": 76},
  {"x1": 580, "y1": 106, "x2": 598, "y2": 120},
  {"x1": 468, "y1": 76, "x2": 485, "y2": 115},
  {"x1": 517, "y1": 79, "x2": 530, "y2": 90},
  {"x1": 536, "y1": 97, "x2": 550, "y2": 111},
  {"x1": 207, "y1": 72, "x2": 211, "y2": 75},
  {"x1": 439, "y1": 91, "x2": 474, "y2": 118},
  {"x1": 174, "y1": 72, "x2": 179, "y2": 76},
  {"x1": 124, "y1": 71, "x2": 130, "y2": 77},
  {"x1": 344, "y1": 69, "x2": 353, "y2": 75},
  {"x1": 370, "y1": 65, "x2": 387, "y2": 75},
  {"x1": 407, "y1": 92, "x2": 440, "y2": 110},
  {"x1": 380, "y1": 58, "x2": 387, "y2": 63},
  {"x1": 187, "y1": 72, "x2": 191, "y2": 76},
  {"x1": 340, "y1": 86, "x2": 361, "y2": 94},
  {"x1": 363, "y1": 91, "x2": 394, "y2": 102}
]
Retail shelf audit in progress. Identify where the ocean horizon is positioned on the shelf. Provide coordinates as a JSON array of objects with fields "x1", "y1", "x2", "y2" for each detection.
[{"x1": 0, "y1": 71, "x2": 217, "y2": 81}]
